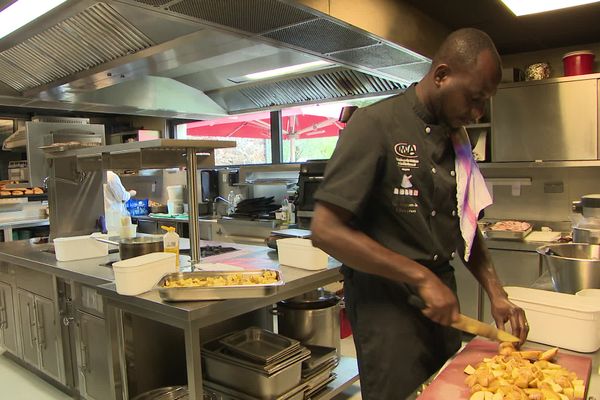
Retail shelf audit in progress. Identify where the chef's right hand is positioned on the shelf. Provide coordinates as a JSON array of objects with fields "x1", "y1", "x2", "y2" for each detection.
[{"x1": 416, "y1": 275, "x2": 459, "y2": 326}]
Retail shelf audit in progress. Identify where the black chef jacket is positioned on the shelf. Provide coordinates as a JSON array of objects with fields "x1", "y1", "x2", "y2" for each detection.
[{"x1": 314, "y1": 84, "x2": 462, "y2": 272}]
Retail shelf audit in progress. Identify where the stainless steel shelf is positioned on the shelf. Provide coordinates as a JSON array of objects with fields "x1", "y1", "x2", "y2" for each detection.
[
  {"x1": 479, "y1": 160, "x2": 600, "y2": 169},
  {"x1": 465, "y1": 122, "x2": 491, "y2": 129}
]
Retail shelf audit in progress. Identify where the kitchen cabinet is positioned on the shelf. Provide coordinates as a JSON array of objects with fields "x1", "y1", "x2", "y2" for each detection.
[
  {"x1": 75, "y1": 310, "x2": 110, "y2": 400},
  {"x1": 16, "y1": 289, "x2": 64, "y2": 384},
  {"x1": 491, "y1": 77, "x2": 598, "y2": 162},
  {"x1": 0, "y1": 281, "x2": 20, "y2": 356},
  {"x1": 452, "y1": 259, "x2": 479, "y2": 320}
]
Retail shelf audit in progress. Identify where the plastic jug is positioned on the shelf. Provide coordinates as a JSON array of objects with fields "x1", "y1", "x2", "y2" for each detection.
[{"x1": 161, "y1": 226, "x2": 180, "y2": 266}]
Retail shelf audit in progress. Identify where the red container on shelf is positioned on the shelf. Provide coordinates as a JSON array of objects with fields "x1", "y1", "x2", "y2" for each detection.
[{"x1": 562, "y1": 50, "x2": 595, "y2": 76}]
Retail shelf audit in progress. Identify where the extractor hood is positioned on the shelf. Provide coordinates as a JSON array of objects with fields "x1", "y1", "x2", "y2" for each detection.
[{"x1": 0, "y1": 0, "x2": 432, "y2": 118}]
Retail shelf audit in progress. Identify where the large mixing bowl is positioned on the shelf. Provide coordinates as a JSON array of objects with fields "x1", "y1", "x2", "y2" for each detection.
[{"x1": 537, "y1": 243, "x2": 600, "y2": 294}]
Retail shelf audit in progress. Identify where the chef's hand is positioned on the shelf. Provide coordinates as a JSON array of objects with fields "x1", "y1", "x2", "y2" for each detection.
[
  {"x1": 128, "y1": 189, "x2": 137, "y2": 197},
  {"x1": 490, "y1": 295, "x2": 529, "y2": 347},
  {"x1": 416, "y1": 275, "x2": 460, "y2": 326}
]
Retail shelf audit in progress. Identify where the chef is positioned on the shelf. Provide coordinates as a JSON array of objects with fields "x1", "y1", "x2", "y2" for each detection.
[
  {"x1": 310, "y1": 28, "x2": 529, "y2": 399},
  {"x1": 104, "y1": 170, "x2": 136, "y2": 234}
]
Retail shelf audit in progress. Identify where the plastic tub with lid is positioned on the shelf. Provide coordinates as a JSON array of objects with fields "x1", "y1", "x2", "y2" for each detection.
[
  {"x1": 276, "y1": 238, "x2": 328, "y2": 270},
  {"x1": 563, "y1": 50, "x2": 595, "y2": 76},
  {"x1": 112, "y1": 252, "x2": 176, "y2": 295}
]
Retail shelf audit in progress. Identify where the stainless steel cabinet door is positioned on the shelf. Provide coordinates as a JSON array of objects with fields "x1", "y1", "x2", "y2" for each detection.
[
  {"x1": 76, "y1": 311, "x2": 110, "y2": 400},
  {"x1": 0, "y1": 282, "x2": 20, "y2": 356},
  {"x1": 492, "y1": 79, "x2": 598, "y2": 161},
  {"x1": 35, "y1": 296, "x2": 64, "y2": 384},
  {"x1": 451, "y1": 259, "x2": 479, "y2": 320},
  {"x1": 17, "y1": 289, "x2": 38, "y2": 367}
]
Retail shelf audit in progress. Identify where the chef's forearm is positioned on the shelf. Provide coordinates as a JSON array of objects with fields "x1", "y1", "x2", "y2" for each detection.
[
  {"x1": 311, "y1": 202, "x2": 433, "y2": 286},
  {"x1": 463, "y1": 229, "x2": 507, "y2": 301}
]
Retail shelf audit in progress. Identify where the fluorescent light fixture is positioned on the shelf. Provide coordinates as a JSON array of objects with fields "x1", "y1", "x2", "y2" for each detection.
[
  {"x1": 500, "y1": 0, "x2": 600, "y2": 16},
  {"x1": 0, "y1": 0, "x2": 67, "y2": 40},
  {"x1": 243, "y1": 60, "x2": 332, "y2": 81}
]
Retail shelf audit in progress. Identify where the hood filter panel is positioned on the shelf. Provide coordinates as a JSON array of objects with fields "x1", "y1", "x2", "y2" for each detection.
[
  {"x1": 330, "y1": 43, "x2": 424, "y2": 69},
  {"x1": 238, "y1": 68, "x2": 404, "y2": 110},
  {"x1": 134, "y1": 0, "x2": 172, "y2": 6},
  {"x1": 0, "y1": 3, "x2": 154, "y2": 91},
  {"x1": 264, "y1": 18, "x2": 378, "y2": 55},
  {"x1": 379, "y1": 62, "x2": 431, "y2": 83},
  {"x1": 167, "y1": 0, "x2": 317, "y2": 33}
]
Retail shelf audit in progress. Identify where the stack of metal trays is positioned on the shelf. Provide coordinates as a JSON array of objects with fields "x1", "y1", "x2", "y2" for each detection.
[
  {"x1": 202, "y1": 328, "x2": 311, "y2": 399},
  {"x1": 203, "y1": 380, "x2": 307, "y2": 400},
  {"x1": 301, "y1": 345, "x2": 339, "y2": 398}
]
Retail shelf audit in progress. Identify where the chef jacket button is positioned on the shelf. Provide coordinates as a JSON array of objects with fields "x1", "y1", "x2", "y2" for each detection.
[
  {"x1": 452, "y1": 210, "x2": 457, "y2": 217},
  {"x1": 425, "y1": 126, "x2": 431, "y2": 134},
  {"x1": 450, "y1": 170, "x2": 456, "y2": 177},
  {"x1": 431, "y1": 167, "x2": 437, "y2": 174},
  {"x1": 433, "y1": 254, "x2": 439, "y2": 261},
  {"x1": 431, "y1": 210, "x2": 437, "y2": 217},
  {"x1": 451, "y1": 251, "x2": 456, "y2": 259}
]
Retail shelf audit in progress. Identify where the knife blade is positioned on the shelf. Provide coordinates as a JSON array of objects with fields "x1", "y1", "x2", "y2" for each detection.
[{"x1": 404, "y1": 287, "x2": 520, "y2": 343}]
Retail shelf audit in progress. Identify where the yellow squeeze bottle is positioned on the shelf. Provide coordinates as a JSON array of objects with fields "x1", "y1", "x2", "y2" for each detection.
[{"x1": 161, "y1": 226, "x2": 180, "y2": 266}]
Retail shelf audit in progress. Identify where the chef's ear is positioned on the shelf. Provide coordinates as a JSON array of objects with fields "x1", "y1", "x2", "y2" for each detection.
[{"x1": 433, "y1": 63, "x2": 451, "y2": 87}]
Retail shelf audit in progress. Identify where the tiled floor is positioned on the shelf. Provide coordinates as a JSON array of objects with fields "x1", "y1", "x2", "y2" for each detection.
[
  {"x1": 0, "y1": 350, "x2": 71, "y2": 400},
  {"x1": 0, "y1": 337, "x2": 363, "y2": 400}
]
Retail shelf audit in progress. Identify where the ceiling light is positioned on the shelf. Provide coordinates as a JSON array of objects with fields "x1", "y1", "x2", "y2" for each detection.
[
  {"x1": 500, "y1": 0, "x2": 600, "y2": 16},
  {"x1": 243, "y1": 60, "x2": 332, "y2": 81},
  {"x1": 0, "y1": 0, "x2": 67, "y2": 40}
]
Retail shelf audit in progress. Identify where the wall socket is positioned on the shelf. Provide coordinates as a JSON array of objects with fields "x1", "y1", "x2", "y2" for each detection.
[{"x1": 544, "y1": 181, "x2": 564, "y2": 193}]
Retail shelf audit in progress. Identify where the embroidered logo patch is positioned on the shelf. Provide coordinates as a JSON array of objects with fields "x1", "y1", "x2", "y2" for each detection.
[{"x1": 394, "y1": 142, "x2": 420, "y2": 169}]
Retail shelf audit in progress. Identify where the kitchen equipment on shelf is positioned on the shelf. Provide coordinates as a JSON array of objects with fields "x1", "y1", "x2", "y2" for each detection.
[
  {"x1": 53, "y1": 234, "x2": 109, "y2": 261},
  {"x1": 276, "y1": 289, "x2": 342, "y2": 354},
  {"x1": 265, "y1": 229, "x2": 311, "y2": 250},
  {"x1": 506, "y1": 286, "x2": 600, "y2": 352},
  {"x1": 166, "y1": 185, "x2": 184, "y2": 215},
  {"x1": 537, "y1": 243, "x2": 600, "y2": 293},
  {"x1": 525, "y1": 62, "x2": 551, "y2": 80},
  {"x1": 94, "y1": 236, "x2": 164, "y2": 260},
  {"x1": 295, "y1": 160, "x2": 327, "y2": 229},
  {"x1": 276, "y1": 238, "x2": 328, "y2": 270},
  {"x1": 572, "y1": 194, "x2": 600, "y2": 244},
  {"x1": 112, "y1": 252, "x2": 176, "y2": 296},
  {"x1": 7, "y1": 160, "x2": 28, "y2": 182},
  {"x1": 523, "y1": 230, "x2": 562, "y2": 242},
  {"x1": 231, "y1": 196, "x2": 279, "y2": 219},
  {"x1": 563, "y1": 50, "x2": 595, "y2": 76}
]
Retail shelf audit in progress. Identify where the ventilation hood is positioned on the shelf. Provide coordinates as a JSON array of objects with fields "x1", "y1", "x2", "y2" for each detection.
[{"x1": 0, "y1": 0, "x2": 433, "y2": 118}]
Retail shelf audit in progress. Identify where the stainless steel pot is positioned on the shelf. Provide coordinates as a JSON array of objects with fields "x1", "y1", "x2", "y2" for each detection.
[
  {"x1": 572, "y1": 226, "x2": 600, "y2": 244},
  {"x1": 537, "y1": 243, "x2": 600, "y2": 293},
  {"x1": 275, "y1": 289, "x2": 341, "y2": 355},
  {"x1": 94, "y1": 236, "x2": 164, "y2": 260}
]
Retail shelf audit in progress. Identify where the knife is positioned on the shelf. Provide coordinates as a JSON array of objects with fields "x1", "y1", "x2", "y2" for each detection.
[{"x1": 404, "y1": 287, "x2": 520, "y2": 343}]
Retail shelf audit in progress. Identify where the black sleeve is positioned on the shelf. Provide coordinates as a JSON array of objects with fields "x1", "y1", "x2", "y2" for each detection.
[{"x1": 314, "y1": 107, "x2": 386, "y2": 215}]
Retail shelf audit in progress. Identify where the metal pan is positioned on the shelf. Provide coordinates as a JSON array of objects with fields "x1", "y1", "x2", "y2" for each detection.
[
  {"x1": 156, "y1": 270, "x2": 284, "y2": 301},
  {"x1": 483, "y1": 226, "x2": 532, "y2": 240},
  {"x1": 94, "y1": 236, "x2": 164, "y2": 260},
  {"x1": 219, "y1": 327, "x2": 300, "y2": 364}
]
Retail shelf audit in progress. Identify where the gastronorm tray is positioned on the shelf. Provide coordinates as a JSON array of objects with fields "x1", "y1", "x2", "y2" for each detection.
[
  {"x1": 203, "y1": 379, "x2": 307, "y2": 400},
  {"x1": 483, "y1": 225, "x2": 532, "y2": 240},
  {"x1": 156, "y1": 269, "x2": 284, "y2": 301},
  {"x1": 220, "y1": 327, "x2": 300, "y2": 364}
]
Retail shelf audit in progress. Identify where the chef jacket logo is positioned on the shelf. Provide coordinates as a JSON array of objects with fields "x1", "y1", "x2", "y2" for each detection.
[
  {"x1": 394, "y1": 142, "x2": 420, "y2": 169},
  {"x1": 401, "y1": 174, "x2": 413, "y2": 188},
  {"x1": 394, "y1": 143, "x2": 418, "y2": 158}
]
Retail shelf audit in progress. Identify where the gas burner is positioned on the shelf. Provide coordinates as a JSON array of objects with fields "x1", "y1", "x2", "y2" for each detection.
[{"x1": 200, "y1": 245, "x2": 237, "y2": 258}]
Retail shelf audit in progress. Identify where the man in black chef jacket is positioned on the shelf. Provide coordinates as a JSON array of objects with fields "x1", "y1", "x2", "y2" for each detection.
[{"x1": 311, "y1": 28, "x2": 529, "y2": 399}]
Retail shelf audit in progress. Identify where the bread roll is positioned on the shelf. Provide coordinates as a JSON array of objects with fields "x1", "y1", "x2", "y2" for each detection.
[
  {"x1": 24, "y1": 189, "x2": 33, "y2": 195},
  {"x1": 12, "y1": 190, "x2": 24, "y2": 196},
  {"x1": 1, "y1": 191, "x2": 11, "y2": 196},
  {"x1": 33, "y1": 187, "x2": 43, "y2": 194}
]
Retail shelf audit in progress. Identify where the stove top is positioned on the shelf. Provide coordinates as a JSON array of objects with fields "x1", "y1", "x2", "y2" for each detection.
[{"x1": 200, "y1": 245, "x2": 238, "y2": 257}]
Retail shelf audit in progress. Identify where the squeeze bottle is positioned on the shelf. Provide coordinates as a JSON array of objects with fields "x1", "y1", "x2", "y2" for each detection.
[{"x1": 161, "y1": 226, "x2": 180, "y2": 266}]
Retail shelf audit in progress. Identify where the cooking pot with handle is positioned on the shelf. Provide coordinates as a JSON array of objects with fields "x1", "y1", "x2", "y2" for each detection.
[{"x1": 94, "y1": 236, "x2": 164, "y2": 260}]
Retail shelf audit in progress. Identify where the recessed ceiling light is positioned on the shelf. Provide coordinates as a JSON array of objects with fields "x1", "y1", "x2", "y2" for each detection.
[
  {"x1": 0, "y1": 0, "x2": 67, "y2": 40},
  {"x1": 500, "y1": 0, "x2": 600, "y2": 16}
]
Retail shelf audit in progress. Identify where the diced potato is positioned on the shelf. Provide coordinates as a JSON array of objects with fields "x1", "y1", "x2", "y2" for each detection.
[
  {"x1": 573, "y1": 384, "x2": 585, "y2": 399},
  {"x1": 464, "y1": 364, "x2": 477, "y2": 375},
  {"x1": 539, "y1": 347, "x2": 559, "y2": 361}
]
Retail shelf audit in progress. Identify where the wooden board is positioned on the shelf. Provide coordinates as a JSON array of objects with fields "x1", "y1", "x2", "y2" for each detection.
[{"x1": 418, "y1": 339, "x2": 592, "y2": 399}]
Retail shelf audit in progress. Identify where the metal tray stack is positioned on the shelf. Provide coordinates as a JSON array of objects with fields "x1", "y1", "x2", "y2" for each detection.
[
  {"x1": 301, "y1": 345, "x2": 339, "y2": 398},
  {"x1": 202, "y1": 327, "x2": 311, "y2": 399}
]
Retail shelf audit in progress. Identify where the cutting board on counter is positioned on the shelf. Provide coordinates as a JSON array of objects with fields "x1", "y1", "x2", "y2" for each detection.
[
  {"x1": 418, "y1": 339, "x2": 592, "y2": 399},
  {"x1": 523, "y1": 230, "x2": 562, "y2": 242}
]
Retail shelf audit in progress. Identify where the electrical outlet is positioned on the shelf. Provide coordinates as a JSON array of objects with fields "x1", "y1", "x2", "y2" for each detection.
[{"x1": 544, "y1": 182, "x2": 564, "y2": 193}]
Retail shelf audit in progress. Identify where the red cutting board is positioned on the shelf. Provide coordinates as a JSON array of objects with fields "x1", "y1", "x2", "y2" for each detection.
[{"x1": 418, "y1": 339, "x2": 592, "y2": 399}]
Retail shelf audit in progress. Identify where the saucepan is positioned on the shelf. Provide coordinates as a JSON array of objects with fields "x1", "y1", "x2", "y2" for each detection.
[{"x1": 94, "y1": 236, "x2": 164, "y2": 260}]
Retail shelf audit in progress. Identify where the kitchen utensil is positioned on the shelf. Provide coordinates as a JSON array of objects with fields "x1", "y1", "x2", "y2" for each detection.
[
  {"x1": 404, "y1": 287, "x2": 519, "y2": 342},
  {"x1": 417, "y1": 339, "x2": 592, "y2": 400},
  {"x1": 203, "y1": 379, "x2": 307, "y2": 400},
  {"x1": 94, "y1": 236, "x2": 164, "y2": 260},
  {"x1": 156, "y1": 270, "x2": 284, "y2": 302},
  {"x1": 112, "y1": 252, "x2": 177, "y2": 296},
  {"x1": 506, "y1": 286, "x2": 600, "y2": 352},
  {"x1": 536, "y1": 243, "x2": 600, "y2": 293},
  {"x1": 563, "y1": 50, "x2": 595, "y2": 76},
  {"x1": 523, "y1": 230, "x2": 561, "y2": 242}
]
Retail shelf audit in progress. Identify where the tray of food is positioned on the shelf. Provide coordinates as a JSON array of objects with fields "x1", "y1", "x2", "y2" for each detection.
[
  {"x1": 156, "y1": 269, "x2": 284, "y2": 301},
  {"x1": 483, "y1": 220, "x2": 532, "y2": 240}
]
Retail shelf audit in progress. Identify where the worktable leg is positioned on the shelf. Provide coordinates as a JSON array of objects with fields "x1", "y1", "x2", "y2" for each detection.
[
  {"x1": 105, "y1": 301, "x2": 128, "y2": 400},
  {"x1": 184, "y1": 322, "x2": 203, "y2": 400}
]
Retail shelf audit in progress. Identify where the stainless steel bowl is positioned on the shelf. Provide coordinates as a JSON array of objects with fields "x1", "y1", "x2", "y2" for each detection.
[{"x1": 537, "y1": 243, "x2": 600, "y2": 293}]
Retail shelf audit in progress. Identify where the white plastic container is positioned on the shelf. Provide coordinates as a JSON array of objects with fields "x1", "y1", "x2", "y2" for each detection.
[
  {"x1": 277, "y1": 238, "x2": 328, "y2": 270},
  {"x1": 112, "y1": 252, "x2": 177, "y2": 296},
  {"x1": 505, "y1": 286, "x2": 600, "y2": 352},
  {"x1": 54, "y1": 235, "x2": 108, "y2": 261},
  {"x1": 576, "y1": 288, "x2": 600, "y2": 299},
  {"x1": 166, "y1": 185, "x2": 184, "y2": 200}
]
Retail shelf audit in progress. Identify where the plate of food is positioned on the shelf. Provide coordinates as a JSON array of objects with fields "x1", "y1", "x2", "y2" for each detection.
[{"x1": 484, "y1": 220, "x2": 532, "y2": 240}]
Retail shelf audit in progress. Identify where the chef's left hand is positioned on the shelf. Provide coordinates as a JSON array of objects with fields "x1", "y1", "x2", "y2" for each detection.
[{"x1": 490, "y1": 295, "x2": 529, "y2": 347}]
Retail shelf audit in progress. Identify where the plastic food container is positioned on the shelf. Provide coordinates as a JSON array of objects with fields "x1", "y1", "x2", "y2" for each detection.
[
  {"x1": 54, "y1": 235, "x2": 108, "y2": 261},
  {"x1": 276, "y1": 238, "x2": 328, "y2": 270},
  {"x1": 576, "y1": 288, "x2": 600, "y2": 299},
  {"x1": 505, "y1": 286, "x2": 600, "y2": 352},
  {"x1": 563, "y1": 50, "x2": 595, "y2": 76},
  {"x1": 112, "y1": 252, "x2": 176, "y2": 295}
]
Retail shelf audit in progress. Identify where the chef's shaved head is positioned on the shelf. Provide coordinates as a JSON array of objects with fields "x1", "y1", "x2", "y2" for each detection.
[{"x1": 432, "y1": 28, "x2": 501, "y2": 80}]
